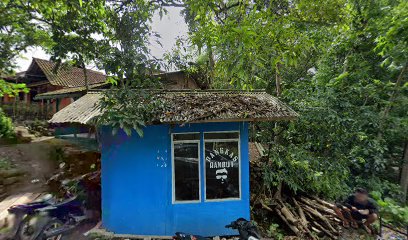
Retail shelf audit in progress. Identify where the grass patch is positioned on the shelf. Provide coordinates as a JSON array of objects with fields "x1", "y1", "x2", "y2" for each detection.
[{"x1": 0, "y1": 157, "x2": 13, "y2": 170}]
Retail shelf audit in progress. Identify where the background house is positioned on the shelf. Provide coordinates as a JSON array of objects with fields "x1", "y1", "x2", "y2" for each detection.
[
  {"x1": 34, "y1": 70, "x2": 201, "y2": 103},
  {"x1": 1, "y1": 58, "x2": 202, "y2": 122},
  {"x1": 1, "y1": 58, "x2": 106, "y2": 120}
]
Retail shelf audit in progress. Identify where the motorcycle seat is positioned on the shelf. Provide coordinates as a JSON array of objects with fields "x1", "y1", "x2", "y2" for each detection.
[
  {"x1": 31, "y1": 194, "x2": 55, "y2": 204},
  {"x1": 36, "y1": 196, "x2": 79, "y2": 212}
]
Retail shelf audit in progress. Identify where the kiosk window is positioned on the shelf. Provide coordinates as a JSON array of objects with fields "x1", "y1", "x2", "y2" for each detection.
[{"x1": 172, "y1": 134, "x2": 200, "y2": 202}]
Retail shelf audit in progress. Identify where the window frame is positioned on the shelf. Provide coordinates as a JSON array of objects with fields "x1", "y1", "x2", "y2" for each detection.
[
  {"x1": 203, "y1": 131, "x2": 241, "y2": 202},
  {"x1": 171, "y1": 132, "x2": 201, "y2": 204}
]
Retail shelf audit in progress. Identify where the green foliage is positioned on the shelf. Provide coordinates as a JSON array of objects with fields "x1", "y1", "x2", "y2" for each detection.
[
  {"x1": 375, "y1": 1, "x2": 408, "y2": 68},
  {"x1": 0, "y1": 157, "x2": 12, "y2": 170},
  {"x1": 164, "y1": 39, "x2": 213, "y2": 89},
  {"x1": 0, "y1": 0, "x2": 49, "y2": 74},
  {"x1": 0, "y1": 80, "x2": 29, "y2": 98},
  {"x1": 181, "y1": 0, "x2": 408, "y2": 206},
  {"x1": 90, "y1": 1, "x2": 173, "y2": 136},
  {"x1": 0, "y1": 108, "x2": 14, "y2": 139},
  {"x1": 49, "y1": 146, "x2": 65, "y2": 163},
  {"x1": 180, "y1": 0, "x2": 347, "y2": 89},
  {"x1": 1, "y1": 0, "x2": 176, "y2": 136},
  {"x1": 355, "y1": 177, "x2": 403, "y2": 200},
  {"x1": 371, "y1": 191, "x2": 408, "y2": 227},
  {"x1": 98, "y1": 89, "x2": 166, "y2": 137},
  {"x1": 263, "y1": 143, "x2": 350, "y2": 199},
  {"x1": 266, "y1": 223, "x2": 285, "y2": 240}
]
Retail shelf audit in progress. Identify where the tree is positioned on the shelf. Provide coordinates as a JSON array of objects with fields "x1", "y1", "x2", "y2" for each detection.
[
  {"x1": 0, "y1": 0, "x2": 51, "y2": 97},
  {"x1": 0, "y1": 0, "x2": 183, "y2": 136},
  {"x1": 176, "y1": 0, "x2": 408, "y2": 203},
  {"x1": 179, "y1": 0, "x2": 347, "y2": 90},
  {"x1": 375, "y1": 1, "x2": 408, "y2": 200}
]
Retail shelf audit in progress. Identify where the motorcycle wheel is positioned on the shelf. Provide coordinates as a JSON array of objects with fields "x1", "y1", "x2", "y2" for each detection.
[
  {"x1": 16, "y1": 215, "x2": 38, "y2": 240},
  {"x1": 39, "y1": 219, "x2": 64, "y2": 240}
]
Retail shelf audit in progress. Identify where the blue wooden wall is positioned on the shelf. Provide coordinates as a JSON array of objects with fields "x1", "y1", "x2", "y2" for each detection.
[{"x1": 100, "y1": 122, "x2": 250, "y2": 237}]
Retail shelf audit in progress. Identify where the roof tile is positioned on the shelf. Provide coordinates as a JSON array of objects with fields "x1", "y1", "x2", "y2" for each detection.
[{"x1": 33, "y1": 58, "x2": 106, "y2": 87}]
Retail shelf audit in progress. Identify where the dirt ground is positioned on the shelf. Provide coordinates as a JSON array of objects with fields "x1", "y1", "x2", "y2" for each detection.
[
  {"x1": 0, "y1": 138, "x2": 95, "y2": 240},
  {"x1": 338, "y1": 227, "x2": 407, "y2": 240},
  {"x1": 281, "y1": 225, "x2": 407, "y2": 240},
  {"x1": 0, "y1": 138, "x2": 70, "y2": 195}
]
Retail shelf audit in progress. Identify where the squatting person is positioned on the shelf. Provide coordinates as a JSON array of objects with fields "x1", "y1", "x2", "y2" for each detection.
[{"x1": 333, "y1": 188, "x2": 378, "y2": 234}]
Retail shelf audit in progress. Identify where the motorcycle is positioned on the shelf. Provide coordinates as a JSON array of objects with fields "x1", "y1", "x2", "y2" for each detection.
[
  {"x1": 174, "y1": 218, "x2": 262, "y2": 240},
  {"x1": 31, "y1": 196, "x2": 87, "y2": 240},
  {"x1": 32, "y1": 171, "x2": 100, "y2": 240},
  {"x1": 6, "y1": 194, "x2": 55, "y2": 240}
]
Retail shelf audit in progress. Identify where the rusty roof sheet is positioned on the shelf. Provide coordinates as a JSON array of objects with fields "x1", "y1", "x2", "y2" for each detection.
[
  {"x1": 34, "y1": 83, "x2": 109, "y2": 100},
  {"x1": 32, "y1": 58, "x2": 106, "y2": 87},
  {"x1": 49, "y1": 90, "x2": 298, "y2": 125}
]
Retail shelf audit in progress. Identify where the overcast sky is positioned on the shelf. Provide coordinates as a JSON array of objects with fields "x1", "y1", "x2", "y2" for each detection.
[{"x1": 14, "y1": 7, "x2": 188, "y2": 72}]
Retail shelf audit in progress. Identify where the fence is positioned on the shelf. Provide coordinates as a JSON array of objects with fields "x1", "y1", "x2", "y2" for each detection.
[{"x1": 1, "y1": 102, "x2": 53, "y2": 121}]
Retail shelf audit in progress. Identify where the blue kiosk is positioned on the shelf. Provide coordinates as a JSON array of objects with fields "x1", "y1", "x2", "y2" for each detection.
[{"x1": 50, "y1": 90, "x2": 297, "y2": 237}]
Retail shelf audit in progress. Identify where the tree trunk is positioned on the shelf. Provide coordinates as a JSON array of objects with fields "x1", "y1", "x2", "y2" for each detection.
[
  {"x1": 207, "y1": 42, "x2": 214, "y2": 87},
  {"x1": 81, "y1": 62, "x2": 89, "y2": 92},
  {"x1": 378, "y1": 64, "x2": 407, "y2": 138},
  {"x1": 274, "y1": 63, "x2": 282, "y2": 143},
  {"x1": 400, "y1": 142, "x2": 408, "y2": 201},
  {"x1": 275, "y1": 62, "x2": 282, "y2": 97},
  {"x1": 382, "y1": 65, "x2": 407, "y2": 118}
]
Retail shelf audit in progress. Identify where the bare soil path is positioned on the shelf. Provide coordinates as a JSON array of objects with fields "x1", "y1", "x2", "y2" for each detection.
[
  {"x1": 0, "y1": 138, "x2": 69, "y2": 195},
  {"x1": 0, "y1": 139, "x2": 94, "y2": 240}
]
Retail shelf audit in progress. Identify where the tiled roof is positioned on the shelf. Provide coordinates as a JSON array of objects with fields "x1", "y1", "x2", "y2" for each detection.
[
  {"x1": 32, "y1": 58, "x2": 106, "y2": 87},
  {"x1": 49, "y1": 90, "x2": 299, "y2": 125},
  {"x1": 34, "y1": 83, "x2": 109, "y2": 100}
]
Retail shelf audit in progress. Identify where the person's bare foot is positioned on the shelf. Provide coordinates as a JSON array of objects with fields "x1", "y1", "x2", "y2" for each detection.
[{"x1": 362, "y1": 224, "x2": 373, "y2": 235}]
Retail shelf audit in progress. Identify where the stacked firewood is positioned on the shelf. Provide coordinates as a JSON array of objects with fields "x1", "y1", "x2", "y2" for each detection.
[
  {"x1": 250, "y1": 160, "x2": 341, "y2": 239},
  {"x1": 258, "y1": 195, "x2": 341, "y2": 239}
]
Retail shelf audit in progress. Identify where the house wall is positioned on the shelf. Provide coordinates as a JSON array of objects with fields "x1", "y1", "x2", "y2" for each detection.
[
  {"x1": 2, "y1": 95, "x2": 14, "y2": 104},
  {"x1": 157, "y1": 71, "x2": 200, "y2": 90},
  {"x1": 100, "y1": 122, "x2": 250, "y2": 237}
]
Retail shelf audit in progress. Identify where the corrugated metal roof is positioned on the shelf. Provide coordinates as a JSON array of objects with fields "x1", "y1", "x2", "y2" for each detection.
[
  {"x1": 50, "y1": 92, "x2": 102, "y2": 124},
  {"x1": 34, "y1": 83, "x2": 109, "y2": 100},
  {"x1": 32, "y1": 58, "x2": 106, "y2": 87},
  {"x1": 49, "y1": 90, "x2": 299, "y2": 125}
]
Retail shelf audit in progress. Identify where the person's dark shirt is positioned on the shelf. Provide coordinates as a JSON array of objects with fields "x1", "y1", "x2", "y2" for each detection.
[{"x1": 343, "y1": 194, "x2": 378, "y2": 214}]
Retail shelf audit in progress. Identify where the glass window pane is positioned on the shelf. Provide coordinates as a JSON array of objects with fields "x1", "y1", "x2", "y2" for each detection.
[
  {"x1": 204, "y1": 132, "x2": 239, "y2": 140},
  {"x1": 173, "y1": 133, "x2": 200, "y2": 141},
  {"x1": 205, "y1": 141, "x2": 240, "y2": 200},
  {"x1": 174, "y1": 142, "x2": 200, "y2": 201}
]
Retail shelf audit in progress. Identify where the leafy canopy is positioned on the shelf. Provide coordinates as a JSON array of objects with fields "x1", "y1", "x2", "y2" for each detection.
[{"x1": 178, "y1": 0, "x2": 408, "y2": 203}]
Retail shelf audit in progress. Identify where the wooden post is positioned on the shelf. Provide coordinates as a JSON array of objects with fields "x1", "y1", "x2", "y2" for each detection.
[
  {"x1": 400, "y1": 142, "x2": 408, "y2": 201},
  {"x1": 56, "y1": 99, "x2": 61, "y2": 112},
  {"x1": 46, "y1": 100, "x2": 50, "y2": 118}
]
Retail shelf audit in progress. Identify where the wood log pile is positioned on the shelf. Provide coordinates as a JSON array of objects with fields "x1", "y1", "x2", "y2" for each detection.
[
  {"x1": 258, "y1": 195, "x2": 341, "y2": 239},
  {"x1": 250, "y1": 160, "x2": 342, "y2": 239}
]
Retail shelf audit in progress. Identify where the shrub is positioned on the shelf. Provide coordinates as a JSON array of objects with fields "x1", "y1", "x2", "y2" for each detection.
[
  {"x1": 0, "y1": 108, "x2": 14, "y2": 139},
  {"x1": 371, "y1": 191, "x2": 408, "y2": 227}
]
